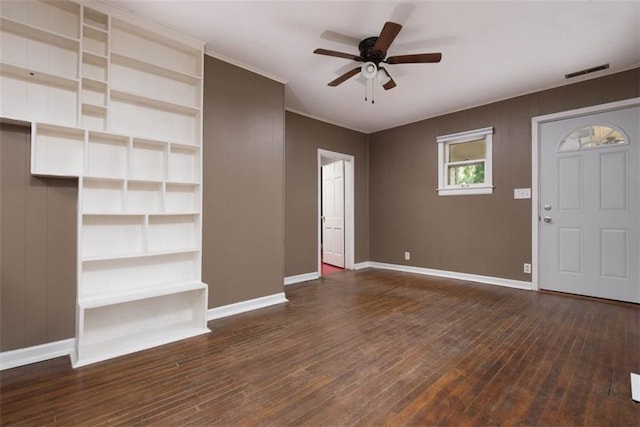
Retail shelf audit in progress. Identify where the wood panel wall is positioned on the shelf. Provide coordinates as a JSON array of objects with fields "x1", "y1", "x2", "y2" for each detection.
[
  {"x1": 0, "y1": 124, "x2": 76, "y2": 352},
  {"x1": 284, "y1": 112, "x2": 370, "y2": 277},
  {"x1": 202, "y1": 56, "x2": 286, "y2": 307},
  {"x1": 368, "y1": 68, "x2": 639, "y2": 281}
]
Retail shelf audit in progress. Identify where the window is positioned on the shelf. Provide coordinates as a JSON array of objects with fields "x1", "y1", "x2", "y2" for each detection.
[
  {"x1": 558, "y1": 125, "x2": 626, "y2": 152},
  {"x1": 437, "y1": 127, "x2": 493, "y2": 196}
]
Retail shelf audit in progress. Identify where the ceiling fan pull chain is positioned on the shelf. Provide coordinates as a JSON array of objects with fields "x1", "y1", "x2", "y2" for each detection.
[
  {"x1": 372, "y1": 79, "x2": 375, "y2": 104},
  {"x1": 364, "y1": 80, "x2": 367, "y2": 102}
]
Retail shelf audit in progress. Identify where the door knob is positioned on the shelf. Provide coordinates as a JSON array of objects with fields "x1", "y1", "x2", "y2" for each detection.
[
  {"x1": 543, "y1": 204, "x2": 552, "y2": 211},
  {"x1": 543, "y1": 216, "x2": 552, "y2": 223}
]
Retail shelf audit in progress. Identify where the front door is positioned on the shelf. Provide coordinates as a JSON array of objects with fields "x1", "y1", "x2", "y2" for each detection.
[
  {"x1": 539, "y1": 105, "x2": 639, "y2": 303},
  {"x1": 322, "y1": 160, "x2": 345, "y2": 268}
]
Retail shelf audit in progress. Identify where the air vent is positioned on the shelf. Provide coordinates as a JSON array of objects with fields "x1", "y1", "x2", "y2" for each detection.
[{"x1": 565, "y1": 64, "x2": 610, "y2": 79}]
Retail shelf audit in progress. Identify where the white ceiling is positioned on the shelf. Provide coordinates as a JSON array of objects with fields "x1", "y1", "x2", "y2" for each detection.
[{"x1": 103, "y1": 1, "x2": 640, "y2": 134}]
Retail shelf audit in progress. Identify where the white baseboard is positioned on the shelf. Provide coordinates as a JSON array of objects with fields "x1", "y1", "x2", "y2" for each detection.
[
  {"x1": 284, "y1": 272, "x2": 320, "y2": 286},
  {"x1": 0, "y1": 338, "x2": 74, "y2": 371},
  {"x1": 354, "y1": 261, "x2": 371, "y2": 270},
  {"x1": 368, "y1": 262, "x2": 533, "y2": 290},
  {"x1": 207, "y1": 292, "x2": 289, "y2": 321}
]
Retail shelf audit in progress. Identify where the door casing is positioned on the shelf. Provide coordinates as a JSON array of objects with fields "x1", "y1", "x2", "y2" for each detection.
[
  {"x1": 318, "y1": 149, "x2": 354, "y2": 274},
  {"x1": 531, "y1": 97, "x2": 640, "y2": 291}
]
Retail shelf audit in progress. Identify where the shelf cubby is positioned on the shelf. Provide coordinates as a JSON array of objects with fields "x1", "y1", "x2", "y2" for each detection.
[
  {"x1": 83, "y1": 25, "x2": 108, "y2": 56},
  {"x1": 86, "y1": 131, "x2": 127, "y2": 178},
  {"x1": 80, "y1": 251, "x2": 199, "y2": 299},
  {"x1": 109, "y1": 89, "x2": 199, "y2": 116},
  {"x1": 1, "y1": 19, "x2": 79, "y2": 80},
  {"x1": 111, "y1": 19, "x2": 201, "y2": 77},
  {"x1": 82, "y1": 51, "x2": 108, "y2": 81},
  {"x1": 148, "y1": 214, "x2": 198, "y2": 253},
  {"x1": 31, "y1": 123, "x2": 84, "y2": 176},
  {"x1": 82, "y1": 178, "x2": 124, "y2": 213},
  {"x1": 110, "y1": 97, "x2": 198, "y2": 146},
  {"x1": 168, "y1": 145, "x2": 199, "y2": 183},
  {"x1": 0, "y1": 64, "x2": 78, "y2": 126},
  {"x1": 127, "y1": 181, "x2": 162, "y2": 213},
  {"x1": 83, "y1": 7, "x2": 108, "y2": 31},
  {"x1": 75, "y1": 286, "x2": 208, "y2": 366},
  {"x1": 0, "y1": 1, "x2": 80, "y2": 40},
  {"x1": 81, "y1": 77, "x2": 107, "y2": 106},
  {"x1": 131, "y1": 139, "x2": 166, "y2": 181},
  {"x1": 82, "y1": 214, "x2": 144, "y2": 260},
  {"x1": 165, "y1": 183, "x2": 200, "y2": 213},
  {"x1": 110, "y1": 54, "x2": 200, "y2": 109},
  {"x1": 81, "y1": 103, "x2": 107, "y2": 131}
]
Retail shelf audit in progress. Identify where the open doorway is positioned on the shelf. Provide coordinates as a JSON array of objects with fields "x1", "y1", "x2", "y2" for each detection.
[{"x1": 318, "y1": 149, "x2": 354, "y2": 276}]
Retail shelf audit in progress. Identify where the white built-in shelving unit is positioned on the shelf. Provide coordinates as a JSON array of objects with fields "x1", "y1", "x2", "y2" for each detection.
[{"x1": 0, "y1": 0, "x2": 209, "y2": 367}]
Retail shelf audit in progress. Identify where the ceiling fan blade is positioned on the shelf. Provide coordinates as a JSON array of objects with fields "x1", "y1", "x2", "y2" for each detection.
[
  {"x1": 373, "y1": 21, "x2": 402, "y2": 53},
  {"x1": 328, "y1": 67, "x2": 361, "y2": 87},
  {"x1": 385, "y1": 53, "x2": 442, "y2": 64},
  {"x1": 314, "y1": 48, "x2": 362, "y2": 62},
  {"x1": 378, "y1": 67, "x2": 397, "y2": 90},
  {"x1": 320, "y1": 30, "x2": 362, "y2": 47}
]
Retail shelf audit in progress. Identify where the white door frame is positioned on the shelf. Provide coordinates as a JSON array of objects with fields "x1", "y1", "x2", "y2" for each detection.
[
  {"x1": 318, "y1": 149, "x2": 355, "y2": 273},
  {"x1": 530, "y1": 97, "x2": 640, "y2": 291}
]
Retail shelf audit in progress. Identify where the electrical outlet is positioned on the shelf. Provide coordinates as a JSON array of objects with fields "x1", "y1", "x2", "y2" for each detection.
[
  {"x1": 404, "y1": 252, "x2": 411, "y2": 260},
  {"x1": 524, "y1": 263, "x2": 531, "y2": 274}
]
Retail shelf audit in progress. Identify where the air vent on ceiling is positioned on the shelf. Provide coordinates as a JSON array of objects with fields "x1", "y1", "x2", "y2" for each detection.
[{"x1": 565, "y1": 64, "x2": 610, "y2": 79}]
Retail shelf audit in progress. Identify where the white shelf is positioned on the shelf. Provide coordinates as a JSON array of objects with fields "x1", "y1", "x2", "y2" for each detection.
[
  {"x1": 82, "y1": 248, "x2": 199, "y2": 264},
  {"x1": 86, "y1": 132, "x2": 127, "y2": 180},
  {"x1": 110, "y1": 51, "x2": 199, "y2": 85},
  {"x1": 80, "y1": 251, "x2": 199, "y2": 298},
  {"x1": 79, "y1": 280, "x2": 206, "y2": 308},
  {"x1": 0, "y1": 1, "x2": 80, "y2": 39},
  {"x1": 110, "y1": 89, "x2": 199, "y2": 116},
  {"x1": 131, "y1": 139, "x2": 166, "y2": 182},
  {"x1": 0, "y1": 17, "x2": 79, "y2": 51},
  {"x1": 6, "y1": 0, "x2": 207, "y2": 367},
  {"x1": 127, "y1": 181, "x2": 162, "y2": 213},
  {"x1": 74, "y1": 322, "x2": 210, "y2": 368},
  {"x1": 165, "y1": 183, "x2": 200, "y2": 213},
  {"x1": 82, "y1": 51, "x2": 108, "y2": 81},
  {"x1": 148, "y1": 214, "x2": 198, "y2": 252},
  {"x1": 83, "y1": 25, "x2": 108, "y2": 57},
  {"x1": 111, "y1": 19, "x2": 201, "y2": 77},
  {"x1": 31, "y1": 123, "x2": 84, "y2": 177},
  {"x1": 82, "y1": 178, "x2": 125, "y2": 213},
  {"x1": 82, "y1": 214, "x2": 144, "y2": 259},
  {"x1": 83, "y1": 7, "x2": 108, "y2": 32},
  {"x1": 0, "y1": 62, "x2": 78, "y2": 89}
]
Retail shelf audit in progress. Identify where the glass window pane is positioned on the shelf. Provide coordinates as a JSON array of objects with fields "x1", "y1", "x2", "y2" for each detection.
[
  {"x1": 558, "y1": 125, "x2": 626, "y2": 152},
  {"x1": 448, "y1": 138, "x2": 486, "y2": 162},
  {"x1": 447, "y1": 162, "x2": 485, "y2": 185}
]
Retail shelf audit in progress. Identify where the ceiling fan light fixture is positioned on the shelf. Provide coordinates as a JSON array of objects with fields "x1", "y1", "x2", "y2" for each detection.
[
  {"x1": 377, "y1": 69, "x2": 391, "y2": 85},
  {"x1": 361, "y1": 61, "x2": 377, "y2": 80}
]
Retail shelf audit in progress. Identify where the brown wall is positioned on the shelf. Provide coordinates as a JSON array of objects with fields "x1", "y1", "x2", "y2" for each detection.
[
  {"x1": 0, "y1": 124, "x2": 76, "y2": 351},
  {"x1": 284, "y1": 112, "x2": 369, "y2": 277},
  {"x1": 202, "y1": 56, "x2": 285, "y2": 307},
  {"x1": 369, "y1": 68, "x2": 639, "y2": 282}
]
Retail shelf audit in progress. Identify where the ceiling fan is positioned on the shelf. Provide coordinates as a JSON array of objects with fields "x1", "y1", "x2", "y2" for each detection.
[{"x1": 314, "y1": 21, "x2": 442, "y2": 93}]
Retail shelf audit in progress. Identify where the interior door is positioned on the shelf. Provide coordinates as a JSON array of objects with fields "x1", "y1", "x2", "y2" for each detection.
[
  {"x1": 322, "y1": 160, "x2": 345, "y2": 268},
  {"x1": 539, "y1": 105, "x2": 639, "y2": 303}
]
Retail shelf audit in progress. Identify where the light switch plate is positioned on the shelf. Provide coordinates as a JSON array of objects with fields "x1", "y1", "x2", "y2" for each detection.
[
  {"x1": 632, "y1": 372, "x2": 640, "y2": 402},
  {"x1": 514, "y1": 188, "x2": 531, "y2": 199}
]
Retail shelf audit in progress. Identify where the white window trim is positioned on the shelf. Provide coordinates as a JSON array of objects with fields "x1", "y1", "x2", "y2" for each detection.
[{"x1": 437, "y1": 126, "x2": 494, "y2": 196}]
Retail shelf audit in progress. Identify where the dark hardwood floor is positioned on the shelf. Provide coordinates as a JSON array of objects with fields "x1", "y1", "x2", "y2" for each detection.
[{"x1": 2, "y1": 269, "x2": 639, "y2": 426}]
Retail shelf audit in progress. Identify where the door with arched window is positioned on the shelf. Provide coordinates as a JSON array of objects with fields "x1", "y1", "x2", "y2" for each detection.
[{"x1": 539, "y1": 105, "x2": 639, "y2": 303}]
